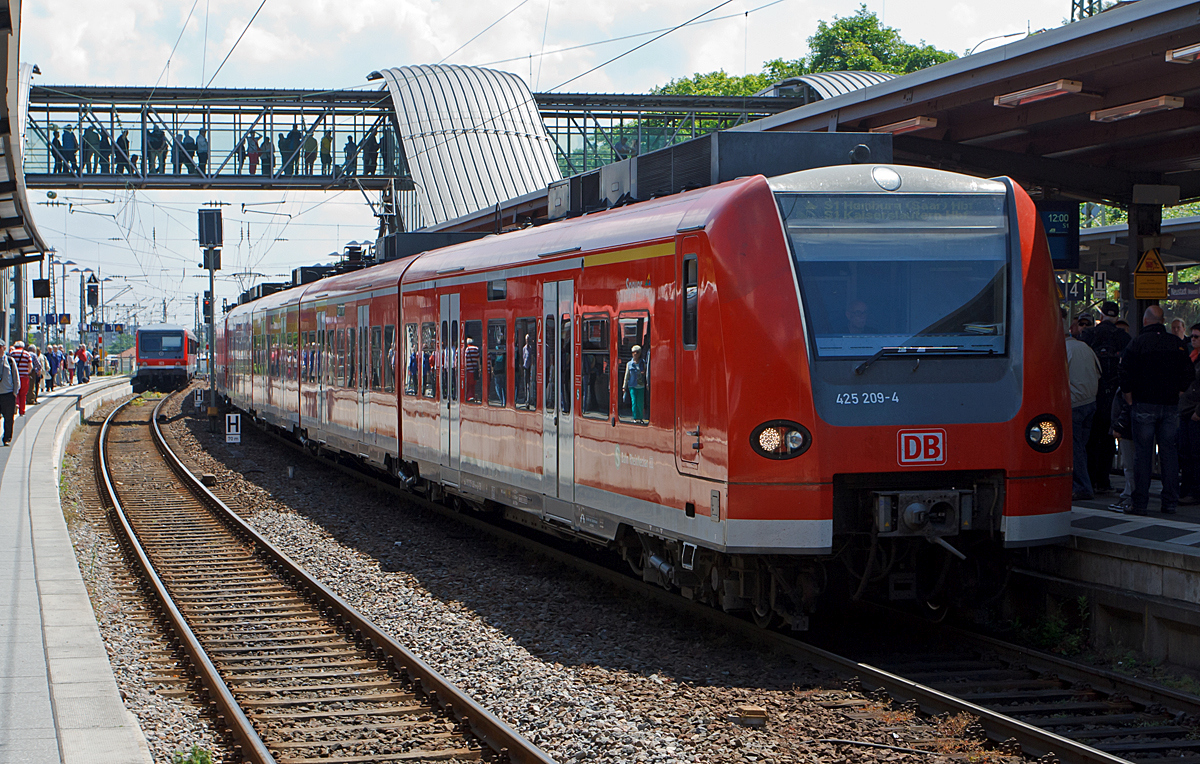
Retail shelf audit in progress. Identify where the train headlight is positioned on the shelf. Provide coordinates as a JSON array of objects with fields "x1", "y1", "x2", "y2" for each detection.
[
  {"x1": 750, "y1": 420, "x2": 812, "y2": 460},
  {"x1": 1026, "y1": 415, "x2": 1063, "y2": 453}
]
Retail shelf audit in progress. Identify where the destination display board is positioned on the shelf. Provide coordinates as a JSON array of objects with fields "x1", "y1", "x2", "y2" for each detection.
[{"x1": 1035, "y1": 200, "x2": 1080, "y2": 270}]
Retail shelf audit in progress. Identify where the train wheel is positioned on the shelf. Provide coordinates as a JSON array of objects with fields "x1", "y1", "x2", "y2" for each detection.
[{"x1": 752, "y1": 604, "x2": 779, "y2": 630}]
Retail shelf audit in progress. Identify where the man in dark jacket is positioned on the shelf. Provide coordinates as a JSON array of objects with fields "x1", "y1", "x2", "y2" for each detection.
[
  {"x1": 1082, "y1": 300, "x2": 1131, "y2": 494},
  {"x1": 1118, "y1": 305, "x2": 1195, "y2": 514}
]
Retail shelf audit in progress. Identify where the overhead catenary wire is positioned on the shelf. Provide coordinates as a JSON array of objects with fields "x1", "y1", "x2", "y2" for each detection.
[
  {"x1": 438, "y1": 0, "x2": 532, "y2": 65},
  {"x1": 480, "y1": 0, "x2": 789, "y2": 68},
  {"x1": 551, "y1": 0, "x2": 740, "y2": 92}
]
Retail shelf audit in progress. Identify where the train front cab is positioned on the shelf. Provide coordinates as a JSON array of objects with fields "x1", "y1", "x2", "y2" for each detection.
[
  {"x1": 133, "y1": 325, "x2": 197, "y2": 392},
  {"x1": 702, "y1": 165, "x2": 1072, "y2": 613}
]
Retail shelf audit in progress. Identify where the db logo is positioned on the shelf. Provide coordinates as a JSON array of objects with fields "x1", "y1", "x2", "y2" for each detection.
[{"x1": 898, "y1": 429, "x2": 946, "y2": 466}]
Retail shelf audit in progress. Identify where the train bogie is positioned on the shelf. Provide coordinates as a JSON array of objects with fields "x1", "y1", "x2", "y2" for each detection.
[{"x1": 216, "y1": 163, "x2": 1071, "y2": 627}]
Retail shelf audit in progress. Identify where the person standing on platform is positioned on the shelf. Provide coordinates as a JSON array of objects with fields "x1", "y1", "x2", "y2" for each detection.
[
  {"x1": 1118, "y1": 305, "x2": 1194, "y2": 515},
  {"x1": 1082, "y1": 301, "x2": 1131, "y2": 495},
  {"x1": 0, "y1": 338, "x2": 17, "y2": 445},
  {"x1": 51, "y1": 127, "x2": 64, "y2": 173},
  {"x1": 343, "y1": 135, "x2": 358, "y2": 176},
  {"x1": 8, "y1": 341, "x2": 34, "y2": 416},
  {"x1": 1177, "y1": 324, "x2": 1200, "y2": 505},
  {"x1": 196, "y1": 129, "x2": 209, "y2": 174},
  {"x1": 320, "y1": 131, "x2": 333, "y2": 175},
  {"x1": 260, "y1": 134, "x2": 274, "y2": 176},
  {"x1": 27, "y1": 346, "x2": 43, "y2": 405},
  {"x1": 303, "y1": 131, "x2": 317, "y2": 175},
  {"x1": 46, "y1": 345, "x2": 59, "y2": 393},
  {"x1": 182, "y1": 130, "x2": 197, "y2": 174},
  {"x1": 247, "y1": 132, "x2": 260, "y2": 175},
  {"x1": 62, "y1": 126, "x2": 79, "y2": 173},
  {"x1": 74, "y1": 345, "x2": 90, "y2": 384},
  {"x1": 64, "y1": 346, "x2": 75, "y2": 386},
  {"x1": 115, "y1": 129, "x2": 131, "y2": 174},
  {"x1": 362, "y1": 131, "x2": 378, "y2": 175},
  {"x1": 81, "y1": 125, "x2": 97, "y2": 173}
]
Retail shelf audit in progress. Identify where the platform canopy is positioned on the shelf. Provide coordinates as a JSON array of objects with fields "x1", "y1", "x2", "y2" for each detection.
[
  {"x1": 371, "y1": 64, "x2": 562, "y2": 227},
  {"x1": 0, "y1": 0, "x2": 49, "y2": 268},
  {"x1": 734, "y1": 0, "x2": 1200, "y2": 207}
]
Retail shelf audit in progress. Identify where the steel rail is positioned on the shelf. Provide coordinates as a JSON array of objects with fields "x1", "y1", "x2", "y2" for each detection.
[
  {"x1": 145, "y1": 393, "x2": 557, "y2": 764},
  {"x1": 244, "y1": 415, "x2": 1137, "y2": 764},
  {"x1": 98, "y1": 395, "x2": 277, "y2": 764}
]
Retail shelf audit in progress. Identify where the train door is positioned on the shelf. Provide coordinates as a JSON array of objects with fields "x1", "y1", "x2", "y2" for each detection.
[
  {"x1": 358, "y1": 304, "x2": 370, "y2": 445},
  {"x1": 542, "y1": 281, "x2": 574, "y2": 507},
  {"x1": 439, "y1": 293, "x2": 461, "y2": 481},
  {"x1": 677, "y1": 240, "x2": 704, "y2": 471},
  {"x1": 316, "y1": 310, "x2": 326, "y2": 429}
]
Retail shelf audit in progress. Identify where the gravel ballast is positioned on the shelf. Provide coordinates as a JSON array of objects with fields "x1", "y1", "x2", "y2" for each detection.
[{"x1": 56, "y1": 387, "x2": 1000, "y2": 763}]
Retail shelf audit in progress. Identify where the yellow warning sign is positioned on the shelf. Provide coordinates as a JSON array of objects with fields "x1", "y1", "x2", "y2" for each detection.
[
  {"x1": 1135, "y1": 248, "x2": 1166, "y2": 274},
  {"x1": 1135, "y1": 273, "x2": 1168, "y2": 299}
]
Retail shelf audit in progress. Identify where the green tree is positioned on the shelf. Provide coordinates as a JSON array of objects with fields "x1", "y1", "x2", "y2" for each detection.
[
  {"x1": 652, "y1": 6, "x2": 956, "y2": 97},
  {"x1": 807, "y1": 5, "x2": 957, "y2": 74}
]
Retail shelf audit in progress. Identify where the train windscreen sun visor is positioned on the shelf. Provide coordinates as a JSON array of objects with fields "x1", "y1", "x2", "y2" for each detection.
[{"x1": 778, "y1": 193, "x2": 1009, "y2": 359}]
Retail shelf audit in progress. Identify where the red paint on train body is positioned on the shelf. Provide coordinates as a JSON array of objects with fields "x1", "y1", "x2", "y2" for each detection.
[{"x1": 217, "y1": 165, "x2": 1070, "y2": 625}]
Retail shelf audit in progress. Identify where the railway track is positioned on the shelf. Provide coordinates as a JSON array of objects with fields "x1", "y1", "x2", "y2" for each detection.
[
  {"x1": 217, "y1": 401, "x2": 1200, "y2": 764},
  {"x1": 813, "y1": 608, "x2": 1200, "y2": 764},
  {"x1": 97, "y1": 392, "x2": 555, "y2": 764}
]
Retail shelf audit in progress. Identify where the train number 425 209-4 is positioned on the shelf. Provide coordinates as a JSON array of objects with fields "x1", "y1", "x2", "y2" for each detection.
[{"x1": 835, "y1": 392, "x2": 900, "y2": 405}]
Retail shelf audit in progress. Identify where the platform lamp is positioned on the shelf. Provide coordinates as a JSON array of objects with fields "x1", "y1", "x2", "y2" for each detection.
[
  {"x1": 69, "y1": 267, "x2": 93, "y2": 345},
  {"x1": 51, "y1": 256, "x2": 76, "y2": 343}
]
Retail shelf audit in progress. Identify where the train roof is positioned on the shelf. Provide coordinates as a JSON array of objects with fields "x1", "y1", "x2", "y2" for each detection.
[
  {"x1": 138, "y1": 323, "x2": 196, "y2": 338},
  {"x1": 223, "y1": 174, "x2": 765, "y2": 319}
]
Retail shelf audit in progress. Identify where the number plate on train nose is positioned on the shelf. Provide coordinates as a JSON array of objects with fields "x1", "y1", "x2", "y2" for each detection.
[{"x1": 897, "y1": 429, "x2": 946, "y2": 466}]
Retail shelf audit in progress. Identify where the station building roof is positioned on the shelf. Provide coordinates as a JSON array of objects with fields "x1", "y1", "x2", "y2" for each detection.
[
  {"x1": 1081, "y1": 216, "x2": 1200, "y2": 273},
  {"x1": 1, "y1": 0, "x2": 49, "y2": 269},
  {"x1": 733, "y1": 0, "x2": 1200, "y2": 207}
]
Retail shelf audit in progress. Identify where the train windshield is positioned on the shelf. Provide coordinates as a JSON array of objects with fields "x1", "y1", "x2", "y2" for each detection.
[
  {"x1": 778, "y1": 193, "x2": 1008, "y2": 359},
  {"x1": 140, "y1": 332, "x2": 184, "y2": 357}
]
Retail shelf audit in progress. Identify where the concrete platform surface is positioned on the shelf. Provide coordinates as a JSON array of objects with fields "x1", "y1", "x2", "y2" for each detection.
[{"x1": 0, "y1": 377, "x2": 152, "y2": 764}]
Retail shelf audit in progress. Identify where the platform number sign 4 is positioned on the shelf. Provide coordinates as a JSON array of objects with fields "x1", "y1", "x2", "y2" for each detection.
[
  {"x1": 226, "y1": 414, "x2": 241, "y2": 444},
  {"x1": 898, "y1": 429, "x2": 946, "y2": 466}
]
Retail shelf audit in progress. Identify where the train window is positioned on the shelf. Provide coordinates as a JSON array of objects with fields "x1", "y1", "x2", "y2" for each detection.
[
  {"x1": 383, "y1": 325, "x2": 396, "y2": 393},
  {"x1": 682, "y1": 255, "x2": 698, "y2": 348},
  {"x1": 440, "y1": 321, "x2": 449, "y2": 399},
  {"x1": 347, "y1": 327, "x2": 356, "y2": 387},
  {"x1": 487, "y1": 319, "x2": 507, "y2": 407},
  {"x1": 421, "y1": 323, "x2": 436, "y2": 398},
  {"x1": 560, "y1": 314, "x2": 573, "y2": 415},
  {"x1": 617, "y1": 314, "x2": 650, "y2": 424},
  {"x1": 514, "y1": 317, "x2": 537, "y2": 410},
  {"x1": 487, "y1": 280, "x2": 507, "y2": 301},
  {"x1": 544, "y1": 316, "x2": 555, "y2": 412},
  {"x1": 581, "y1": 314, "x2": 609, "y2": 418},
  {"x1": 317, "y1": 329, "x2": 325, "y2": 385},
  {"x1": 370, "y1": 326, "x2": 383, "y2": 391},
  {"x1": 404, "y1": 324, "x2": 418, "y2": 396},
  {"x1": 451, "y1": 320, "x2": 459, "y2": 401},
  {"x1": 337, "y1": 328, "x2": 346, "y2": 386},
  {"x1": 463, "y1": 320, "x2": 483, "y2": 404}
]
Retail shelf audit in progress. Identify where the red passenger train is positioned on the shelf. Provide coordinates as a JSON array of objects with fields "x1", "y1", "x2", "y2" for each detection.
[
  {"x1": 133, "y1": 323, "x2": 199, "y2": 393},
  {"x1": 216, "y1": 164, "x2": 1071, "y2": 627}
]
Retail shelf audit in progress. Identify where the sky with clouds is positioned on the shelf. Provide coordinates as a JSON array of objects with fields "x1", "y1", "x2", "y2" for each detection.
[{"x1": 21, "y1": 0, "x2": 1070, "y2": 327}]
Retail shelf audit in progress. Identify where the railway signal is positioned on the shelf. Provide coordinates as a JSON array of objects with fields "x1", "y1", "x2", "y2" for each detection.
[{"x1": 199, "y1": 207, "x2": 223, "y2": 430}]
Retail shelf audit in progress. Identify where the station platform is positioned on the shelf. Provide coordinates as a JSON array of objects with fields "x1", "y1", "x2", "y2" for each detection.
[
  {"x1": 1070, "y1": 483, "x2": 1200, "y2": 554},
  {"x1": 0, "y1": 376, "x2": 151, "y2": 764}
]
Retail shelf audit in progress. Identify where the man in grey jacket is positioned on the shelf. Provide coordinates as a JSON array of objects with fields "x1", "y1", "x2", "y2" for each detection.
[{"x1": 0, "y1": 337, "x2": 19, "y2": 445}]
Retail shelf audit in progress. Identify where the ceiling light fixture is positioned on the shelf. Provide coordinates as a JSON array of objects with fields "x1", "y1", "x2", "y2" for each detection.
[
  {"x1": 1166, "y1": 42, "x2": 1200, "y2": 63},
  {"x1": 1090, "y1": 96, "x2": 1184, "y2": 123},
  {"x1": 993, "y1": 79, "x2": 1082, "y2": 107},
  {"x1": 870, "y1": 116, "x2": 938, "y2": 134}
]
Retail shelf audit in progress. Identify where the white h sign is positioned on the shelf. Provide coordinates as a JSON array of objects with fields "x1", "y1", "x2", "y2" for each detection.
[
  {"x1": 194, "y1": 388, "x2": 203, "y2": 408},
  {"x1": 225, "y1": 414, "x2": 241, "y2": 444}
]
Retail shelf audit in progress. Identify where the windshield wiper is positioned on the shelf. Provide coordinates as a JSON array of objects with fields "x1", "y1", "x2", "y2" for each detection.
[{"x1": 854, "y1": 345, "x2": 993, "y2": 376}]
